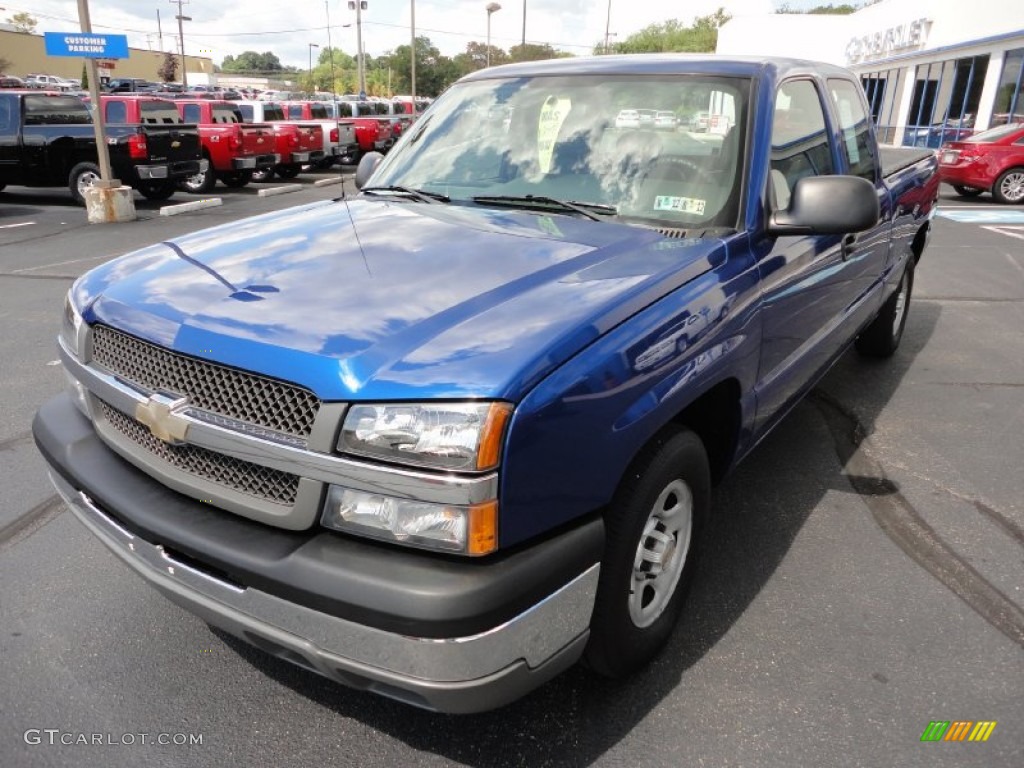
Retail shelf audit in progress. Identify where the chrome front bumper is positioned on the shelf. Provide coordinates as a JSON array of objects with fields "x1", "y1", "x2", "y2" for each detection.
[{"x1": 50, "y1": 470, "x2": 597, "y2": 713}]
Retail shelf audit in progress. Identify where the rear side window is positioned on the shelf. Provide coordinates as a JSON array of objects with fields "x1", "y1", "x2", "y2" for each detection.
[
  {"x1": 238, "y1": 104, "x2": 254, "y2": 121},
  {"x1": 357, "y1": 104, "x2": 373, "y2": 117},
  {"x1": 140, "y1": 102, "x2": 183, "y2": 124},
  {"x1": 181, "y1": 104, "x2": 201, "y2": 123},
  {"x1": 828, "y1": 78, "x2": 878, "y2": 182},
  {"x1": 311, "y1": 104, "x2": 328, "y2": 119},
  {"x1": 264, "y1": 105, "x2": 284, "y2": 121},
  {"x1": 769, "y1": 80, "x2": 834, "y2": 209},
  {"x1": 105, "y1": 100, "x2": 128, "y2": 123},
  {"x1": 23, "y1": 96, "x2": 92, "y2": 125},
  {"x1": 288, "y1": 105, "x2": 303, "y2": 119},
  {"x1": 212, "y1": 105, "x2": 240, "y2": 123},
  {"x1": 337, "y1": 102, "x2": 353, "y2": 117}
]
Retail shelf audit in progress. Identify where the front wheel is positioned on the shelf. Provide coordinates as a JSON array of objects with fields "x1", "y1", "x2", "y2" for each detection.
[
  {"x1": 856, "y1": 257, "x2": 914, "y2": 358},
  {"x1": 68, "y1": 162, "x2": 101, "y2": 206},
  {"x1": 993, "y1": 167, "x2": 1024, "y2": 205},
  {"x1": 584, "y1": 427, "x2": 710, "y2": 678},
  {"x1": 178, "y1": 163, "x2": 216, "y2": 194},
  {"x1": 952, "y1": 185, "x2": 983, "y2": 198},
  {"x1": 137, "y1": 180, "x2": 176, "y2": 201}
]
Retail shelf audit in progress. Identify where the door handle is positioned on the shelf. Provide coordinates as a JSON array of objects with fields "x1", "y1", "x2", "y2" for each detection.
[{"x1": 841, "y1": 233, "x2": 858, "y2": 261}]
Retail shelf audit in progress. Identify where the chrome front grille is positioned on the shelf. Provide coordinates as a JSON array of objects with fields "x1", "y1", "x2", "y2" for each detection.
[
  {"x1": 99, "y1": 400, "x2": 300, "y2": 506},
  {"x1": 91, "y1": 325, "x2": 320, "y2": 440}
]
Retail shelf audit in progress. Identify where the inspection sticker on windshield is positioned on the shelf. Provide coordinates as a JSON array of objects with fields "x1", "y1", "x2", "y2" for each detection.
[{"x1": 654, "y1": 196, "x2": 705, "y2": 214}]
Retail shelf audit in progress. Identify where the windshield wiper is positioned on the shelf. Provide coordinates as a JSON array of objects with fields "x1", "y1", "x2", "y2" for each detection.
[
  {"x1": 471, "y1": 195, "x2": 617, "y2": 222},
  {"x1": 361, "y1": 185, "x2": 450, "y2": 204}
]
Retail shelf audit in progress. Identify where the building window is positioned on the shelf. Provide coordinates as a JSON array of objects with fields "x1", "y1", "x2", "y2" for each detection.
[
  {"x1": 860, "y1": 67, "x2": 904, "y2": 144},
  {"x1": 903, "y1": 55, "x2": 990, "y2": 148},
  {"x1": 992, "y1": 48, "x2": 1024, "y2": 127}
]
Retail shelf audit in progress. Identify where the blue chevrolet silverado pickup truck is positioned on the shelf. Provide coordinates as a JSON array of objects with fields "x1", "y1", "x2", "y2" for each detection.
[{"x1": 34, "y1": 56, "x2": 938, "y2": 713}]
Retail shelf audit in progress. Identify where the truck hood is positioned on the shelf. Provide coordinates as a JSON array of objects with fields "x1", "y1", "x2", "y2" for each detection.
[{"x1": 77, "y1": 199, "x2": 724, "y2": 401}]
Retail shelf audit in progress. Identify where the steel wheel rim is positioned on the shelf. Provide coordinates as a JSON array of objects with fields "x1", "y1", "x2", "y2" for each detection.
[
  {"x1": 892, "y1": 269, "x2": 908, "y2": 339},
  {"x1": 1001, "y1": 172, "x2": 1024, "y2": 202},
  {"x1": 77, "y1": 170, "x2": 99, "y2": 196},
  {"x1": 629, "y1": 478, "x2": 693, "y2": 628},
  {"x1": 184, "y1": 171, "x2": 207, "y2": 191}
]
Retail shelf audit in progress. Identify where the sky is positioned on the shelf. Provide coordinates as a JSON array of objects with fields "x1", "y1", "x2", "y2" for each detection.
[{"x1": 2, "y1": 0, "x2": 833, "y2": 70}]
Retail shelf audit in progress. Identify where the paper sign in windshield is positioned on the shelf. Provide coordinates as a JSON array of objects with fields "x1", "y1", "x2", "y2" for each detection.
[{"x1": 654, "y1": 196, "x2": 706, "y2": 215}]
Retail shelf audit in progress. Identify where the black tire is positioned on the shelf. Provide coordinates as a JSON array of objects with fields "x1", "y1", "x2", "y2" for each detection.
[
  {"x1": 0, "y1": 183, "x2": 6, "y2": 192},
  {"x1": 252, "y1": 167, "x2": 275, "y2": 183},
  {"x1": 219, "y1": 170, "x2": 253, "y2": 189},
  {"x1": 275, "y1": 164, "x2": 302, "y2": 180},
  {"x1": 584, "y1": 427, "x2": 710, "y2": 678},
  {"x1": 137, "y1": 180, "x2": 176, "y2": 201},
  {"x1": 992, "y1": 167, "x2": 1024, "y2": 205},
  {"x1": 951, "y1": 185, "x2": 983, "y2": 198},
  {"x1": 178, "y1": 159, "x2": 217, "y2": 194},
  {"x1": 68, "y1": 162, "x2": 101, "y2": 206},
  {"x1": 856, "y1": 257, "x2": 914, "y2": 358}
]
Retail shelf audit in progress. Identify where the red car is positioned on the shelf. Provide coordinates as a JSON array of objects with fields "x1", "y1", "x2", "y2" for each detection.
[{"x1": 938, "y1": 122, "x2": 1024, "y2": 204}]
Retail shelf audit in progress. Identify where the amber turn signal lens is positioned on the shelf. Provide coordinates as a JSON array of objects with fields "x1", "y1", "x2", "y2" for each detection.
[
  {"x1": 468, "y1": 500, "x2": 499, "y2": 556},
  {"x1": 476, "y1": 403, "x2": 513, "y2": 471}
]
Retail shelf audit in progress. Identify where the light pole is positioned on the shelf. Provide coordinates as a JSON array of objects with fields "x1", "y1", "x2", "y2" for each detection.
[
  {"x1": 170, "y1": 0, "x2": 190, "y2": 88},
  {"x1": 604, "y1": 0, "x2": 613, "y2": 54},
  {"x1": 486, "y1": 2, "x2": 501, "y2": 67},
  {"x1": 348, "y1": 0, "x2": 367, "y2": 96},
  {"x1": 308, "y1": 43, "x2": 319, "y2": 93},
  {"x1": 521, "y1": 0, "x2": 525, "y2": 48}
]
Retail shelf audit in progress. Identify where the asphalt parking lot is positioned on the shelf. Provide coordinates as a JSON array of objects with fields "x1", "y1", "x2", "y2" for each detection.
[{"x1": 0, "y1": 180, "x2": 1021, "y2": 767}]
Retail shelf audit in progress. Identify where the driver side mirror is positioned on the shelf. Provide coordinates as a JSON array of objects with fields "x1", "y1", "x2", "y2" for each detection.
[
  {"x1": 355, "y1": 152, "x2": 384, "y2": 190},
  {"x1": 769, "y1": 175, "x2": 879, "y2": 236}
]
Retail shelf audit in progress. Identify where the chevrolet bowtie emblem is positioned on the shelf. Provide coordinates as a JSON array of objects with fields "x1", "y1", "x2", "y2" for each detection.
[
  {"x1": 135, "y1": 395, "x2": 190, "y2": 444},
  {"x1": 171, "y1": 140, "x2": 181, "y2": 148}
]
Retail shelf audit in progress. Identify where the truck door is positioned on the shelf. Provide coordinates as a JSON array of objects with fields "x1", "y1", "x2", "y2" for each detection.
[
  {"x1": 0, "y1": 95, "x2": 18, "y2": 182},
  {"x1": 753, "y1": 78, "x2": 872, "y2": 433}
]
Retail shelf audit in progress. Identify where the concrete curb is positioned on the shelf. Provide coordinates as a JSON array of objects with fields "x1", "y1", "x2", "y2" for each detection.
[
  {"x1": 160, "y1": 198, "x2": 223, "y2": 216},
  {"x1": 313, "y1": 177, "x2": 346, "y2": 188},
  {"x1": 257, "y1": 184, "x2": 304, "y2": 198}
]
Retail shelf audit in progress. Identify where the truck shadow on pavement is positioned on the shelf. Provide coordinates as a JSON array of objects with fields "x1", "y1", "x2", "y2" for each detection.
[{"x1": 214, "y1": 302, "x2": 944, "y2": 766}]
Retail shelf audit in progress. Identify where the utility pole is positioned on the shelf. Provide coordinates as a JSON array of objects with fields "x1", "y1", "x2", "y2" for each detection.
[
  {"x1": 603, "y1": 0, "x2": 612, "y2": 54},
  {"x1": 76, "y1": 0, "x2": 116, "y2": 187},
  {"x1": 410, "y1": 0, "x2": 416, "y2": 111},
  {"x1": 355, "y1": 1, "x2": 366, "y2": 95},
  {"x1": 157, "y1": 9, "x2": 164, "y2": 51},
  {"x1": 521, "y1": 0, "x2": 525, "y2": 47},
  {"x1": 170, "y1": 0, "x2": 190, "y2": 88}
]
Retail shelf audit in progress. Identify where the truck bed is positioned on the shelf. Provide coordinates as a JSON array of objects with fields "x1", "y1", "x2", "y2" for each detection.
[{"x1": 880, "y1": 146, "x2": 935, "y2": 179}]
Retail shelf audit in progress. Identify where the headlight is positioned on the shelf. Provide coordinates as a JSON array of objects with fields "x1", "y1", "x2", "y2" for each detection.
[
  {"x1": 321, "y1": 486, "x2": 497, "y2": 555},
  {"x1": 338, "y1": 402, "x2": 512, "y2": 471},
  {"x1": 60, "y1": 290, "x2": 85, "y2": 357}
]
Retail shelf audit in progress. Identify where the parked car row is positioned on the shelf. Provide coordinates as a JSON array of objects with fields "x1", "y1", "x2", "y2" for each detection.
[{"x1": 0, "y1": 91, "x2": 402, "y2": 205}]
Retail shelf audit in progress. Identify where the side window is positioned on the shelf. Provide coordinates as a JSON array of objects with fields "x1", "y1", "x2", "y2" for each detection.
[
  {"x1": 770, "y1": 80, "x2": 833, "y2": 210},
  {"x1": 182, "y1": 104, "x2": 201, "y2": 123},
  {"x1": 828, "y1": 78, "x2": 878, "y2": 181},
  {"x1": 105, "y1": 100, "x2": 128, "y2": 124}
]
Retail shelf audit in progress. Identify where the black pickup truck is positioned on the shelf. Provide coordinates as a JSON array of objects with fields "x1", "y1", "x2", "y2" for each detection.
[{"x1": 0, "y1": 91, "x2": 205, "y2": 204}]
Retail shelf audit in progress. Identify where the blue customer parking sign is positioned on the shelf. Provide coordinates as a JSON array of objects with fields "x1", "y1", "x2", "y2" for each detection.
[{"x1": 44, "y1": 32, "x2": 129, "y2": 59}]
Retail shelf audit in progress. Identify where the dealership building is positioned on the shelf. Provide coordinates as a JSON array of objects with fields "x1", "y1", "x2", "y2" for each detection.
[{"x1": 717, "y1": 0, "x2": 1024, "y2": 146}]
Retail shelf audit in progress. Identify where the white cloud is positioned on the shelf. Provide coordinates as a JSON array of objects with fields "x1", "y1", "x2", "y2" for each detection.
[{"x1": 7, "y1": 0, "x2": 777, "y2": 68}]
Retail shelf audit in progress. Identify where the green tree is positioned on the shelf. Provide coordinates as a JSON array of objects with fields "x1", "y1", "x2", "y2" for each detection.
[
  {"x1": 0, "y1": 55, "x2": 12, "y2": 74},
  {"x1": 158, "y1": 52, "x2": 179, "y2": 83},
  {"x1": 386, "y1": 37, "x2": 459, "y2": 97},
  {"x1": 221, "y1": 51, "x2": 286, "y2": 74},
  {"x1": 508, "y1": 43, "x2": 566, "y2": 62},
  {"x1": 81, "y1": 63, "x2": 89, "y2": 90},
  {"x1": 7, "y1": 12, "x2": 37, "y2": 34},
  {"x1": 606, "y1": 10, "x2": 730, "y2": 54},
  {"x1": 778, "y1": 3, "x2": 860, "y2": 13},
  {"x1": 453, "y1": 41, "x2": 510, "y2": 76}
]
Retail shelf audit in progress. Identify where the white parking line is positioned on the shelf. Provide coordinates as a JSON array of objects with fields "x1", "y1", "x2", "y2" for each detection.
[
  {"x1": 982, "y1": 225, "x2": 1024, "y2": 242},
  {"x1": 314, "y1": 177, "x2": 346, "y2": 188},
  {"x1": 257, "y1": 184, "x2": 303, "y2": 198},
  {"x1": 0, "y1": 222, "x2": 35, "y2": 230},
  {"x1": 12, "y1": 254, "x2": 112, "y2": 273}
]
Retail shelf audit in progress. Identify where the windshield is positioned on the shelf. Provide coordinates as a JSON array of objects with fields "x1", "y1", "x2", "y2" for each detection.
[{"x1": 370, "y1": 74, "x2": 749, "y2": 229}]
